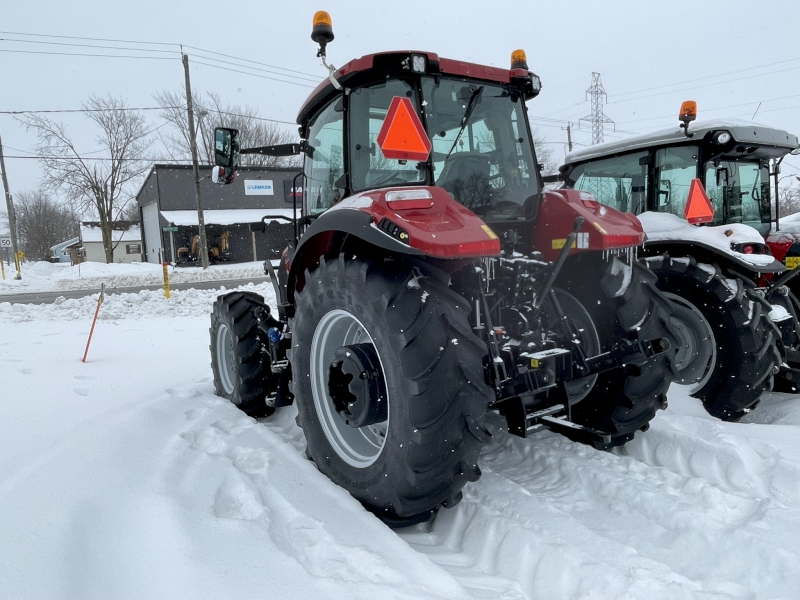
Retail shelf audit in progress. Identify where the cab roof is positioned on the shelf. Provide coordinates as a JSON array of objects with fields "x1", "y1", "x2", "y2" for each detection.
[
  {"x1": 296, "y1": 50, "x2": 531, "y2": 128},
  {"x1": 563, "y1": 118, "x2": 799, "y2": 167}
]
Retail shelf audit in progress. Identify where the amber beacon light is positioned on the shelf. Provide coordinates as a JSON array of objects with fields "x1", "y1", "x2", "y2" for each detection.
[
  {"x1": 311, "y1": 11, "x2": 334, "y2": 47},
  {"x1": 679, "y1": 100, "x2": 697, "y2": 122},
  {"x1": 679, "y1": 100, "x2": 697, "y2": 137},
  {"x1": 511, "y1": 49, "x2": 528, "y2": 70}
]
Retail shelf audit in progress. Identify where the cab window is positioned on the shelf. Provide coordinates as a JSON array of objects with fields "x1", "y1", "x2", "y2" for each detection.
[
  {"x1": 654, "y1": 146, "x2": 699, "y2": 218},
  {"x1": 304, "y1": 97, "x2": 345, "y2": 215},
  {"x1": 569, "y1": 151, "x2": 648, "y2": 213},
  {"x1": 421, "y1": 78, "x2": 538, "y2": 220},
  {"x1": 348, "y1": 80, "x2": 424, "y2": 190},
  {"x1": 704, "y1": 160, "x2": 771, "y2": 235}
]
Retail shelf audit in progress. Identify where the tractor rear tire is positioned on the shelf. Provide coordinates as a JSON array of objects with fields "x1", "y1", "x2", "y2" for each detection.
[
  {"x1": 290, "y1": 255, "x2": 495, "y2": 527},
  {"x1": 209, "y1": 292, "x2": 274, "y2": 418},
  {"x1": 566, "y1": 259, "x2": 679, "y2": 445},
  {"x1": 647, "y1": 256, "x2": 779, "y2": 420}
]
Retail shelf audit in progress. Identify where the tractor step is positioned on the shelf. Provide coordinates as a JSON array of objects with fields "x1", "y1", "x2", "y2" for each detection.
[{"x1": 521, "y1": 403, "x2": 615, "y2": 450}]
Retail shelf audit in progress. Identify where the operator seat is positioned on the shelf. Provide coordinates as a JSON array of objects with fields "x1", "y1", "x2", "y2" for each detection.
[{"x1": 437, "y1": 152, "x2": 492, "y2": 208}]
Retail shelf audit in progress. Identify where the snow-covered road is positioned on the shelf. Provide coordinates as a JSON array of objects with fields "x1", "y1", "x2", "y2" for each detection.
[{"x1": 2, "y1": 277, "x2": 799, "y2": 599}]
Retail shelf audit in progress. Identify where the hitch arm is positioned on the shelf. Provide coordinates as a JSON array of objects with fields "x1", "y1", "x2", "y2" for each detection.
[{"x1": 583, "y1": 337, "x2": 671, "y2": 376}]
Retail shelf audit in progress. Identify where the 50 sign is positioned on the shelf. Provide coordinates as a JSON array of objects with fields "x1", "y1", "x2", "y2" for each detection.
[{"x1": 0, "y1": 237, "x2": 11, "y2": 248}]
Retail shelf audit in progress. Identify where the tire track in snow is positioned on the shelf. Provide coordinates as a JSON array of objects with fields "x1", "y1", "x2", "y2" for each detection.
[
  {"x1": 398, "y1": 400, "x2": 800, "y2": 600},
  {"x1": 168, "y1": 394, "x2": 470, "y2": 600},
  {"x1": 165, "y1": 377, "x2": 800, "y2": 599}
]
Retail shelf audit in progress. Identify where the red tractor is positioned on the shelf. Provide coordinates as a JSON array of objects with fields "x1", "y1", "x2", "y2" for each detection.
[{"x1": 208, "y1": 12, "x2": 677, "y2": 526}]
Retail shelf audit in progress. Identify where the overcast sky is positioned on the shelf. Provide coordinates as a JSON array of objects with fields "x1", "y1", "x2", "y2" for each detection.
[{"x1": 2, "y1": 0, "x2": 800, "y2": 218}]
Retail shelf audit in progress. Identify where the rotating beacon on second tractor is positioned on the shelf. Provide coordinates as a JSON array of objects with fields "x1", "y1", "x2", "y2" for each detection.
[{"x1": 206, "y1": 11, "x2": 679, "y2": 526}]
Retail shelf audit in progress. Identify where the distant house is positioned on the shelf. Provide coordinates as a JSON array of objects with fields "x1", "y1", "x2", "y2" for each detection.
[
  {"x1": 135, "y1": 164, "x2": 300, "y2": 264},
  {"x1": 50, "y1": 237, "x2": 80, "y2": 263},
  {"x1": 79, "y1": 222, "x2": 142, "y2": 263}
]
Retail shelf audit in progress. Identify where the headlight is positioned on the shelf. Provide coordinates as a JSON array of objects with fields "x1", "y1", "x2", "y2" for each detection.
[{"x1": 714, "y1": 131, "x2": 732, "y2": 144}]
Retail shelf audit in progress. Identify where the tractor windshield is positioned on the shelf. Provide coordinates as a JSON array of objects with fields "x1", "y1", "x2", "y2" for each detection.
[
  {"x1": 422, "y1": 78, "x2": 539, "y2": 220},
  {"x1": 703, "y1": 160, "x2": 771, "y2": 235}
]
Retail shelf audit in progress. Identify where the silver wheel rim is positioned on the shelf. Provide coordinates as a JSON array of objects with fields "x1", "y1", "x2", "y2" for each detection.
[
  {"x1": 663, "y1": 292, "x2": 717, "y2": 392},
  {"x1": 310, "y1": 309, "x2": 389, "y2": 468},
  {"x1": 216, "y1": 323, "x2": 236, "y2": 395}
]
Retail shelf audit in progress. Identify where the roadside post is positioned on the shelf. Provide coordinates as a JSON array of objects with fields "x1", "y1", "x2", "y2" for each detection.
[
  {"x1": 163, "y1": 224, "x2": 178, "y2": 264},
  {"x1": 0, "y1": 236, "x2": 10, "y2": 279},
  {"x1": 82, "y1": 283, "x2": 105, "y2": 363},
  {"x1": 162, "y1": 262, "x2": 171, "y2": 298},
  {"x1": 0, "y1": 254, "x2": 5, "y2": 279},
  {"x1": 14, "y1": 250, "x2": 23, "y2": 278}
]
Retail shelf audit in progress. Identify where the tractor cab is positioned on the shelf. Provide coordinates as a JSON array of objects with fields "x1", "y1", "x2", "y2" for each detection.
[
  {"x1": 560, "y1": 107, "x2": 799, "y2": 238},
  {"x1": 298, "y1": 50, "x2": 542, "y2": 225}
]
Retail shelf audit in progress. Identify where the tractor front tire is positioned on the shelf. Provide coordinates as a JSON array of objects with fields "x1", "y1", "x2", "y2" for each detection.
[
  {"x1": 209, "y1": 292, "x2": 274, "y2": 418},
  {"x1": 647, "y1": 256, "x2": 779, "y2": 421},
  {"x1": 291, "y1": 255, "x2": 494, "y2": 527}
]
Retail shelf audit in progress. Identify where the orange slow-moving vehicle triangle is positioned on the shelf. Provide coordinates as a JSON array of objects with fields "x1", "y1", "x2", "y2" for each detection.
[
  {"x1": 684, "y1": 178, "x2": 715, "y2": 224},
  {"x1": 376, "y1": 96, "x2": 432, "y2": 161}
]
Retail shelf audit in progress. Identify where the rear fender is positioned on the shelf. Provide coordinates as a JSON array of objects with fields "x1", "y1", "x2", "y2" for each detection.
[
  {"x1": 638, "y1": 212, "x2": 784, "y2": 275},
  {"x1": 287, "y1": 185, "x2": 500, "y2": 304},
  {"x1": 532, "y1": 189, "x2": 644, "y2": 262}
]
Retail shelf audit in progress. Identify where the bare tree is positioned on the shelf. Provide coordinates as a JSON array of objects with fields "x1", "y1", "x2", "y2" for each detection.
[
  {"x1": 155, "y1": 89, "x2": 300, "y2": 168},
  {"x1": 22, "y1": 96, "x2": 150, "y2": 263},
  {"x1": 14, "y1": 189, "x2": 79, "y2": 261},
  {"x1": 119, "y1": 199, "x2": 141, "y2": 224},
  {"x1": 531, "y1": 129, "x2": 558, "y2": 176},
  {"x1": 779, "y1": 185, "x2": 800, "y2": 217}
]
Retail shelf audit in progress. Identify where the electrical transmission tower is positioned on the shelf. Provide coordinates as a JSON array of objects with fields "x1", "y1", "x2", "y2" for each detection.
[{"x1": 580, "y1": 72, "x2": 614, "y2": 145}]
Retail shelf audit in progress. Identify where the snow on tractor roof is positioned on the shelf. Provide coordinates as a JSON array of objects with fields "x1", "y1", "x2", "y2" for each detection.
[{"x1": 563, "y1": 118, "x2": 799, "y2": 166}]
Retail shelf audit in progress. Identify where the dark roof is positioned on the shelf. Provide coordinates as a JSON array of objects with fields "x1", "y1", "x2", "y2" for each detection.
[{"x1": 136, "y1": 164, "x2": 301, "y2": 212}]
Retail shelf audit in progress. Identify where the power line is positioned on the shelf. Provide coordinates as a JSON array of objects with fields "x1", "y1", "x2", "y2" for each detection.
[
  {"x1": 609, "y1": 56, "x2": 800, "y2": 100},
  {"x1": 191, "y1": 59, "x2": 317, "y2": 89},
  {"x1": 0, "y1": 48, "x2": 176, "y2": 60},
  {"x1": 180, "y1": 45, "x2": 320, "y2": 79},
  {"x1": 0, "y1": 30, "x2": 322, "y2": 79},
  {"x1": 0, "y1": 36, "x2": 179, "y2": 55},
  {"x1": 1, "y1": 37, "x2": 322, "y2": 84},
  {"x1": 185, "y1": 54, "x2": 320, "y2": 84},
  {"x1": 607, "y1": 64, "x2": 800, "y2": 106}
]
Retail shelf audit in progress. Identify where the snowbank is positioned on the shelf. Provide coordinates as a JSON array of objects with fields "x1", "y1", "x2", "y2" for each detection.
[{"x1": 0, "y1": 260, "x2": 268, "y2": 296}]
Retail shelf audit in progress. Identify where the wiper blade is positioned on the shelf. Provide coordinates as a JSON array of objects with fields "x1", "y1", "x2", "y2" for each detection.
[{"x1": 445, "y1": 85, "x2": 484, "y2": 161}]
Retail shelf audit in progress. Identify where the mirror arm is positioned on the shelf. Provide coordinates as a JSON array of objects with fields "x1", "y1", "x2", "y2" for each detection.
[{"x1": 241, "y1": 142, "x2": 303, "y2": 157}]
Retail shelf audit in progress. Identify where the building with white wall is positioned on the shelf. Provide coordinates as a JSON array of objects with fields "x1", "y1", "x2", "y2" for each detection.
[{"x1": 80, "y1": 223, "x2": 142, "y2": 263}]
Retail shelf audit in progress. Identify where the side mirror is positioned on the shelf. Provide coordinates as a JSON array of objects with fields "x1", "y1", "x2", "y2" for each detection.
[
  {"x1": 214, "y1": 127, "x2": 240, "y2": 169},
  {"x1": 212, "y1": 128, "x2": 240, "y2": 186}
]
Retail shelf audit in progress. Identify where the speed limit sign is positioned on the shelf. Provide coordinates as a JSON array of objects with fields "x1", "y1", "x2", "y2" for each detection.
[{"x1": 0, "y1": 237, "x2": 11, "y2": 248}]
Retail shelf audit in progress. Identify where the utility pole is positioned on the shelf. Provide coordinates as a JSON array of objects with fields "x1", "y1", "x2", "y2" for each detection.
[
  {"x1": 0, "y1": 128, "x2": 21, "y2": 279},
  {"x1": 182, "y1": 52, "x2": 209, "y2": 269},
  {"x1": 579, "y1": 73, "x2": 614, "y2": 145},
  {"x1": 566, "y1": 123, "x2": 573, "y2": 152}
]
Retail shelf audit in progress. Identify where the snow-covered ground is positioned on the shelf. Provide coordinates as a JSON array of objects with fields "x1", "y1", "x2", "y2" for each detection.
[
  {"x1": 0, "y1": 260, "x2": 267, "y2": 295},
  {"x1": 2, "y1": 267, "x2": 800, "y2": 599}
]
